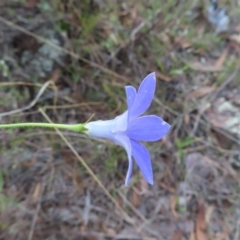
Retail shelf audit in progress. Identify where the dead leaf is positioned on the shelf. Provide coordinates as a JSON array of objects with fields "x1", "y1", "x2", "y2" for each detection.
[
  {"x1": 189, "y1": 230, "x2": 196, "y2": 240},
  {"x1": 174, "y1": 36, "x2": 192, "y2": 49},
  {"x1": 131, "y1": 187, "x2": 140, "y2": 208},
  {"x1": 188, "y1": 47, "x2": 228, "y2": 72},
  {"x1": 184, "y1": 114, "x2": 190, "y2": 125},
  {"x1": 61, "y1": 149, "x2": 76, "y2": 165},
  {"x1": 159, "y1": 181, "x2": 176, "y2": 193},
  {"x1": 72, "y1": 170, "x2": 84, "y2": 195},
  {"x1": 21, "y1": 158, "x2": 36, "y2": 167},
  {"x1": 215, "y1": 229, "x2": 229, "y2": 240},
  {"x1": 215, "y1": 47, "x2": 229, "y2": 68},
  {"x1": 187, "y1": 86, "x2": 216, "y2": 99},
  {"x1": 118, "y1": 196, "x2": 123, "y2": 207},
  {"x1": 50, "y1": 68, "x2": 61, "y2": 83},
  {"x1": 188, "y1": 62, "x2": 222, "y2": 72},
  {"x1": 140, "y1": 177, "x2": 149, "y2": 193},
  {"x1": 102, "y1": 222, "x2": 117, "y2": 235},
  {"x1": 195, "y1": 201, "x2": 206, "y2": 240},
  {"x1": 230, "y1": 34, "x2": 240, "y2": 44},
  {"x1": 116, "y1": 227, "x2": 140, "y2": 239},
  {"x1": 205, "y1": 205, "x2": 214, "y2": 225},
  {"x1": 207, "y1": 98, "x2": 240, "y2": 137},
  {"x1": 171, "y1": 230, "x2": 184, "y2": 240},
  {"x1": 33, "y1": 182, "x2": 41, "y2": 201},
  {"x1": 184, "y1": 153, "x2": 218, "y2": 192},
  {"x1": 157, "y1": 72, "x2": 171, "y2": 82},
  {"x1": 170, "y1": 195, "x2": 179, "y2": 219},
  {"x1": 229, "y1": 25, "x2": 240, "y2": 44},
  {"x1": 25, "y1": 0, "x2": 40, "y2": 8},
  {"x1": 161, "y1": 32, "x2": 172, "y2": 47}
]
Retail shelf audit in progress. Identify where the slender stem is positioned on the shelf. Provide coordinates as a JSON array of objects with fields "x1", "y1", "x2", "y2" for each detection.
[{"x1": 0, "y1": 122, "x2": 84, "y2": 133}]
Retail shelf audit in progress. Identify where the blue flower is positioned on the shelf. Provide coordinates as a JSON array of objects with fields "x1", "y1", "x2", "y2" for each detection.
[{"x1": 85, "y1": 72, "x2": 171, "y2": 185}]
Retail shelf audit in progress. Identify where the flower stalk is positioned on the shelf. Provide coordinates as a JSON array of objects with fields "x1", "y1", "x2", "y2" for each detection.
[{"x1": 0, "y1": 122, "x2": 85, "y2": 133}]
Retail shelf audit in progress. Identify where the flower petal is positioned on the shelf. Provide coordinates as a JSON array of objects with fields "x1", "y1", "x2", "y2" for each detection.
[
  {"x1": 129, "y1": 72, "x2": 156, "y2": 119},
  {"x1": 126, "y1": 115, "x2": 171, "y2": 142},
  {"x1": 130, "y1": 140, "x2": 153, "y2": 184},
  {"x1": 113, "y1": 110, "x2": 128, "y2": 133},
  {"x1": 125, "y1": 86, "x2": 137, "y2": 110},
  {"x1": 114, "y1": 134, "x2": 133, "y2": 186}
]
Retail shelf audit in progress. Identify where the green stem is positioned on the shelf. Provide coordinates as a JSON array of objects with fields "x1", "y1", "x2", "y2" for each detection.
[{"x1": 0, "y1": 122, "x2": 85, "y2": 133}]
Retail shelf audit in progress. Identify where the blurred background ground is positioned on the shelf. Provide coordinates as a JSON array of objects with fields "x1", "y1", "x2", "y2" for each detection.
[{"x1": 0, "y1": 0, "x2": 240, "y2": 239}]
